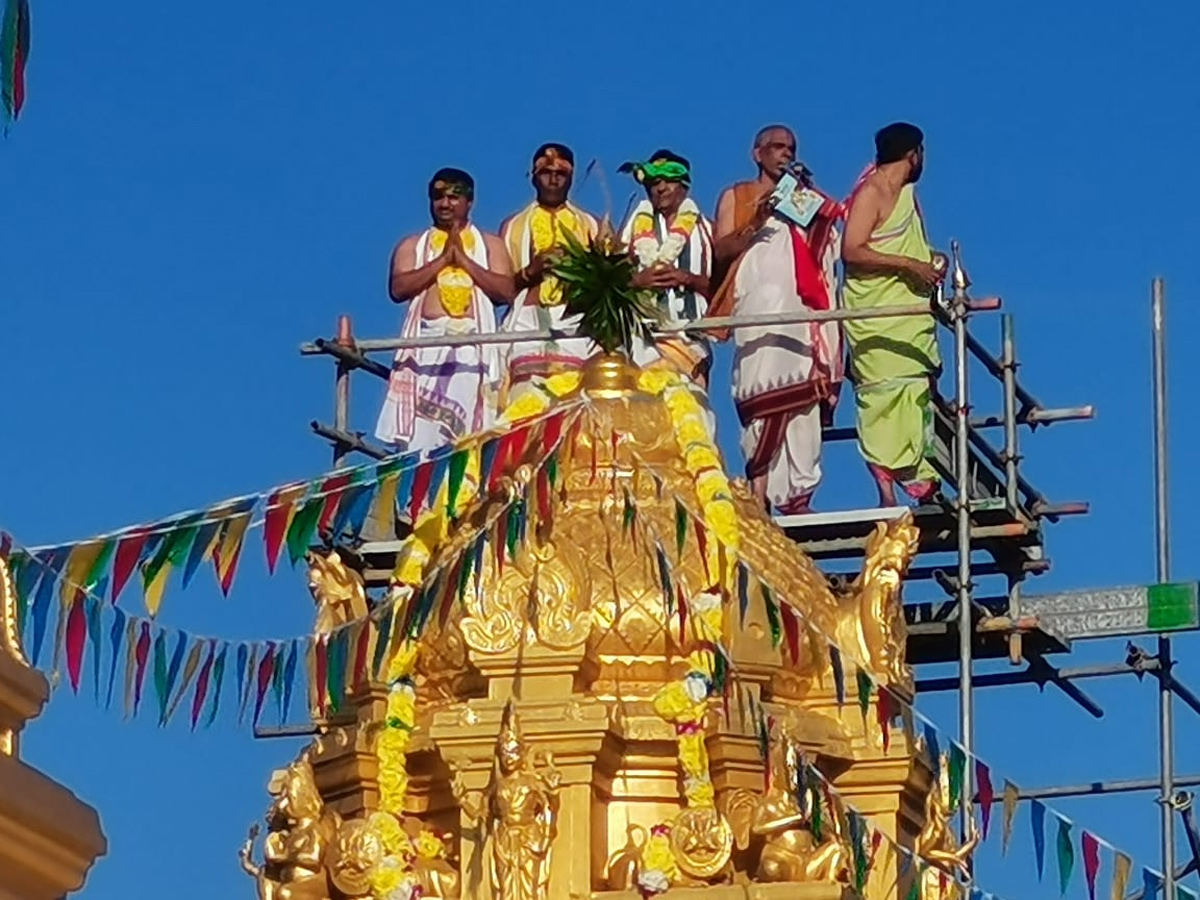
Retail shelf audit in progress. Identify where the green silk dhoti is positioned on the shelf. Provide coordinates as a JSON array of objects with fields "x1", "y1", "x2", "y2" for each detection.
[{"x1": 843, "y1": 183, "x2": 940, "y2": 489}]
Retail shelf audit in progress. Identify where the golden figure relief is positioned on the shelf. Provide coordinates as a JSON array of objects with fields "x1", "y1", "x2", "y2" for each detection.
[
  {"x1": 725, "y1": 726, "x2": 852, "y2": 884},
  {"x1": 306, "y1": 550, "x2": 370, "y2": 636},
  {"x1": 915, "y1": 752, "x2": 979, "y2": 900},
  {"x1": 402, "y1": 817, "x2": 462, "y2": 899},
  {"x1": 835, "y1": 516, "x2": 920, "y2": 688},
  {"x1": 605, "y1": 824, "x2": 647, "y2": 890},
  {"x1": 451, "y1": 701, "x2": 561, "y2": 900},
  {"x1": 670, "y1": 807, "x2": 734, "y2": 883},
  {"x1": 240, "y1": 752, "x2": 342, "y2": 900}
]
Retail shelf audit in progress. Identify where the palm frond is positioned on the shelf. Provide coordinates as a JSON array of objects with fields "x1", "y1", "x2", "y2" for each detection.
[{"x1": 552, "y1": 231, "x2": 661, "y2": 357}]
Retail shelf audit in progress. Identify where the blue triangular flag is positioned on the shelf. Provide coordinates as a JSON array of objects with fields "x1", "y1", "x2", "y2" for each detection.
[
  {"x1": 395, "y1": 462, "x2": 417, "y2": 520},
  {"x1": 334, "y1": 482, "x2": 377, "y2": 539},
  {"x1": 1142, "y1": 868, "x2": 1163, "y2": 900},
  {"x1": 480, "y1": 437, "x2": 499, "y2": 487},
  {"x1": 281, "y1": 639, "x2": 299, "y2": 722},
  {"x1": 29, "y1": 546, "x2": 69, "y2": 666},
  {"x1": 924, "y1": 723, "x2": 941, "y2": 774},
  {"x1": 182, "y1": 518, "x2": 223, "y2": 589},
  {"x1": 1031, "y1": 798, "x2": 1047, "y2": 880}
]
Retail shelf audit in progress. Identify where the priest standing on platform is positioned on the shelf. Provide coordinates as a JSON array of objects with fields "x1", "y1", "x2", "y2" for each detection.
[
  {"x1": 499, "y1": 143, "x2": 600, "y2": 397},
  {"x1": 375, "y1": 168, "x2": 513, "y2": 454},
  {"x1": 842, "y1": 123, "x2": 944, "y2": 506},
  {"x1": 711, "y1": 125, "x2": 844, "y2": 514}
]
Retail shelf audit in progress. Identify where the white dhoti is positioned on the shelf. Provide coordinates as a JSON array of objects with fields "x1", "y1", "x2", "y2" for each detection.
[
  {"x1": 732, "y1": 218, "x2": 842, "y2": 512},
  {"x1": 502, "y1": 300, "x2": 594, "y2": 390},
  {"x1": 375, "y1": 225, "x2": 500, "y2": 455}
]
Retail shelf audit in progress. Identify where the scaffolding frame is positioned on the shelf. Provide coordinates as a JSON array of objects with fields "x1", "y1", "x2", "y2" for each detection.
[{"x1": 297, "y1": 258, "x2": 1200, "y2": 899}]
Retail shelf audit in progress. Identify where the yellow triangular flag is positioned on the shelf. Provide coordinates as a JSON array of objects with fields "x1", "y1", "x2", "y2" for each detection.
[
  {"x1": 1111, "y1": 852, "x2": 1132, "y2": 900},
  {"x1": 60, "y1": 540, "x2": 107, "y2": 605},
  {"x1": 1002, "y1": 780, "x2": 1020, "y2": 855},
  {"x1": 215, "y1": 510, "x2": 253, "y2": 586},
  {"x1": 143, "y1": 559, "x2": 173, "y2": 617},
  {"x1": 372, "y1": 471, "x2": 401, "y2": 538}
]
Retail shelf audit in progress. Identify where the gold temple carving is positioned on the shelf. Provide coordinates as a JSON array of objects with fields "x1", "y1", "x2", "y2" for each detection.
[{"x1": 249, "y1": 355, "x2": 942, "y2": 900}]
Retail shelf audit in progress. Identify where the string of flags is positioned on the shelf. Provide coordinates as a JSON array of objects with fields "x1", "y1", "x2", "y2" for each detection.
[
  {"x1": 9, "y1": 403, "x2": 583, "y2": 625},
  {"x1": 0, "y1": 407, "x2": 582, "y2": 728},
  {"x1": 628, "y1": 461, "x2": 1190, "y2": 900}
]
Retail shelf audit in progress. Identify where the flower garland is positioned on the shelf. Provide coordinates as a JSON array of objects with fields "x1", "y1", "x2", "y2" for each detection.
[
  {"x1": 497, "y1": 371, "x2": 583, "y2": 425},
  {"x1": 368, "y1": 640, "x2": 421, "y2": 900},
  {"x1": 427, "y1": 228, "x2": 477, "y2": 318},
  {"x1": 529, "y1": 206, "x2": 584, "y2": 307},
  {"x1": 637, "y1": 824, "x2": 679, "y2": 895},
  {"x1": 629, "y1": 199, "x2": 701, "y2": 271},
  {"x1": 391, "y1": 451, "x2": 482, "y2": 588}
]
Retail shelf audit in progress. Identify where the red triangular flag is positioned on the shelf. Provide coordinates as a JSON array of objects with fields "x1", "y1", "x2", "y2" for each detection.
[
  {"x1": 510, "y1": 424, "x2": 532, "y2": 469},
  {"x1": 352, "y1": 621, "x2": 371, "y2": 692},
  {"x1": 264, "y1": 485, "x2": 304, "y2": 574},
  {"x1": 253, "y1": 643, "x2": 277, "y2": 725},
  {"x1": 877, "y1": 686, "x2": 892, "y2": 752},
  {"x1": 317, "y1": 474, "x2": 353, "y2": 534},
  {"x1": 1081, "y1": 830, "x2": 1101, "y2": 900},
  {"x1": 65, "y1": 594, "x2": 88, "y2": 692},
  {"x1": 976, "y1": 759, "x2": 995, "y2": 838},
  {"x1": 191, "y1": 641, "x2": 216, "y2": 731},
  {"x1": 780, "y1": 605, "x2": 800, "y2": 664},
  {"x1": 542, "y1": 411, "x2": 564, "y2": 452},
  {"x1": 133, "y1": 622, "x2": 152, "y2": 714},
  {"x1": 314, "y1": 636, "x2": 328, "y2": 714},
  {"x1": 410, "y1": 463, "x2": 434, "y2": 522},
  {"x1": 112, "y1": 527, "x2": 151, "y2": 602}
]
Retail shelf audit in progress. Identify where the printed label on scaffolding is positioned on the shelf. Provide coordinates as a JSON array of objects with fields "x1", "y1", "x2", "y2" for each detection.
[{"x1": 1021, "y1": 582, "x2": 1200, "y2": 640}]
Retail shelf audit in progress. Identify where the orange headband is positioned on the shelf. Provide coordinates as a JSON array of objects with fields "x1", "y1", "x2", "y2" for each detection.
[{"x1": 533, "y1": 149, "x2": 574, "y2": 175}]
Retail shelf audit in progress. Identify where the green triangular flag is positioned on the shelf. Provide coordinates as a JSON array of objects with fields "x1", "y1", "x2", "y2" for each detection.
[
  {"x1": 674, "y1": 500, "x2": 687, "y2": 558},
  {"x1": 810, "y1": 785, "x2": 823, "y2": 842},
  {"x1": 762, "y1": 582, "x2": 781, "y2": 648},
  {"x1": 948, "y1": 742, "x2": 967, "y2": 811},
  {"x1": 446, "y1": 448, "x2": 470, "y2": 518},
  {"x1": 856, "y1": 669, "x2": 873, "y2": 717},
  {"x1": 1056, "y1": 817, "x2": 1075, "y2": 896},
  {"x1": 286, "y1": 493, "x2": 324, "y2": 566}
]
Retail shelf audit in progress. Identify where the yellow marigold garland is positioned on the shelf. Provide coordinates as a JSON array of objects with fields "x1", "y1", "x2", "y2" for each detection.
[
  {"x1": 366, "y1": 640, "x2": 452, "y2": 900},
  {"x1": 428, "y1": 228, "x2": 477, "y2": 318}
]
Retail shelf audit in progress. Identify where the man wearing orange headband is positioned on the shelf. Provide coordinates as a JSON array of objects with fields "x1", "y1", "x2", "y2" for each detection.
[{"x1": 499, "y1": 143, "x2": 600, "y2": 396}]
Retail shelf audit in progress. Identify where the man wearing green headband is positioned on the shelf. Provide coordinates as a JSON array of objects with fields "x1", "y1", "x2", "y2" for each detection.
[
  {"x1": 617, "y1": 150, "x2": 714, "y2": 386},
  {"x1": 375, "y1": 167, "x2": 514, "y2": 460},
  {"x1": 710, "y1": 126, "x2": 845, "y2": 515}
]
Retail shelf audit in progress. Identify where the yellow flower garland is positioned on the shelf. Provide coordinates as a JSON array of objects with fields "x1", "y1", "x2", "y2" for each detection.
[
  {"x1": 427, "y1": 229, "x2": 477, "y2": 318},
  {"x1": 529, "y1": 206, "x2": 584, "y2": 307}
]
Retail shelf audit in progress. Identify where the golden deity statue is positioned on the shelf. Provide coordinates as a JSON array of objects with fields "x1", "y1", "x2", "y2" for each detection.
[
  {"x1": 240, "y1": 751, "x2": 341, "y2": 900},
  {"x1": 451, "y1": 701, "x2": 561, "y2": 900},
  {"x1": 914, "y1": 751, "x2": 980, "y2": 900},
  {"x1": 725, "y1": 725, "x2": 852, "y2": 885},
  {"x1": 306, "y1": 548, "x2": 370, "y2": 636}
]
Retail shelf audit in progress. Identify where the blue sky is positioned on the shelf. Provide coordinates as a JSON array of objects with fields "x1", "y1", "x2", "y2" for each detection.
[{"x1": 2, "y1": 0, "x2": 1199, "y2": 897}]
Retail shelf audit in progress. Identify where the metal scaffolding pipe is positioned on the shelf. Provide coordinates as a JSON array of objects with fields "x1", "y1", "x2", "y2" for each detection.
[
  {"x1": 1153, "y1": 276, "x2": 1177, "y2": 900},
  {"x1": 1000, "y1": 776, "x2": 1200, "y2": 801},
  {"x1": 951, "y1": 241, "x2": 976, "y2": 844},
  {"x1": 300, "y1": 299, "x2": 1002, "y2": 354}
]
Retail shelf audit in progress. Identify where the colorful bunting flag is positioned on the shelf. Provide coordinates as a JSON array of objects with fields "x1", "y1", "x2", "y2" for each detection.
[
  {"x1": 191, "y1": 641, "x2": 216, "y2": 731},
  {"x1": 264, "y1": 484, "x2": 305, "y2": 573},
  {"x1": 1002, "y1": 780, "x2": 1019, "y2": 855},
  {"x1": 976, "y1": 760, "x2": 995, "y2": 838},
  {"x1": 206, "y1": 644, "x2": 227, "y2": 728},
  {"x1": 1031, "y1": 798, "x2": 1047, "y2": 880},
  {"x1": 948, "y1": 742, "x2": 966, "y2": 811},
  {"x1": 1081, "y1": 830, "x2": 1101, "y2": 900},
  {"x1": 64, "y1": 594, "x2": 87, "y2": 692},
  {"x1": 1111, "y1": 852, "x2": 1132, "y2": 900},
  {"x1": 1057, "y1": 816, "x2": 1075, "y2": 895},
  {"x1": 0, "y1": 0, "x2": 30, "y2": 124},
  {"x1": 1142, "y1": 868, "x2": 1163, "y2": 900},
  {"x1": 829, "y1": 644, "x2": 845, "y2": 706},
  {"x1": 105, "y1": 606, "x2": 126, "y2": 709},
  {"x1": 286, "y1": 492, "x2": 324, "y2": 566},
  {"x1": 213, "y1": 500, "x2": 254, "y2": 596}
]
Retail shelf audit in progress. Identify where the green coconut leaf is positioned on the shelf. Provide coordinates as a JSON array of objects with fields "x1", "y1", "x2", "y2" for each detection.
[{"x1": 551, "y1": 231, "x2": 662, "y2": 357}]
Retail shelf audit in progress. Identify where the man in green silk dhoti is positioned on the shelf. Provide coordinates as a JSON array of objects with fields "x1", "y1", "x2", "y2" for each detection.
[{"x1": 842, "y1": 123, "x2": 946, "y2": 507}]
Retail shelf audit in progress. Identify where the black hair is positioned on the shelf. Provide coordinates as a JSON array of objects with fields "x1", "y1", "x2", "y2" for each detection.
[
  {"x1": 531, "y1": 143, "x2": 574, "y2": 167},
  {"x1": 874, "y1": 123, "x2": 924, "y2": 165},
  {"x1": 428, "y1": 167, "x2": 475, "y2": 199}
]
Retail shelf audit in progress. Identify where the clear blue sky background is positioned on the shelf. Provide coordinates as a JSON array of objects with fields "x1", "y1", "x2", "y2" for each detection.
[{"x1": 2, "y1": 1, "x2": 1199, "y2": 898}]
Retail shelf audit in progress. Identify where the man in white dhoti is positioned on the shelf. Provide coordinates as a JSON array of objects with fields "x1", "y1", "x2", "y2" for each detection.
[
  {"x1": 499, "y1": 143, "x2": 599, "y2": 397},
  {"x1": 711, "y1": 126, "x2": 844, "y2": 514},
  {"x1": 375, "y1": 168, "x2": 514, "y2": 454},
  {"x1": 617, "y1": 150, "x2": 714, "y2": 384}
]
